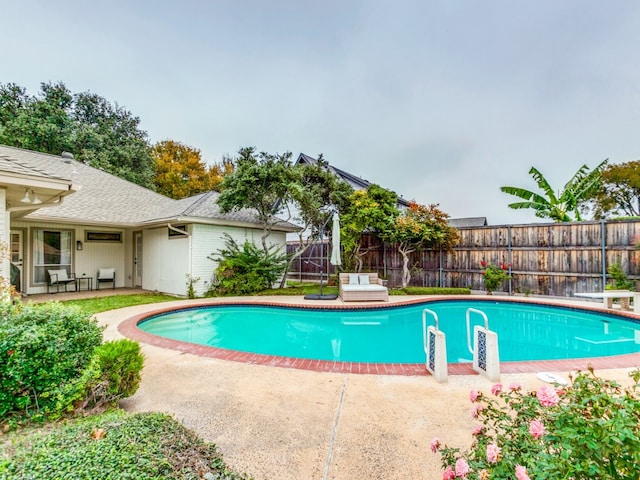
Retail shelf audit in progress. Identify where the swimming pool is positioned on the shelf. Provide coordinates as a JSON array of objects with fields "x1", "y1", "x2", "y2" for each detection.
[{"x1": 137, "y1": 300, "x2": 640, "y2": 364}]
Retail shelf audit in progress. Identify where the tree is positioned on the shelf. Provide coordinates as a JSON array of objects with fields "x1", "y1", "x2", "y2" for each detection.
[
  {"x1": 586, "y1": 161, "x2": 640, "y2": 218},
  {"x1": 500, "y1": 160, "x2": 608, "y2": 222},
  {"x1": 0, "y1": 81, "x2": 155, "y2": 189},
  {"x1": 152, "y1": 140, "x2": 233, "y2": 199},
  {"x1": 217, "y1": 147, "x2": 296, "y2": 253},
  {"x1": 340, "y1": 184, "x2": 399, "y2": 272},
  {"x1": 385, "y1": 202, "x2": 460, "y2": 287},
  {"x1": 280, "y1": 155, "x2": 354, "y2": 287}
]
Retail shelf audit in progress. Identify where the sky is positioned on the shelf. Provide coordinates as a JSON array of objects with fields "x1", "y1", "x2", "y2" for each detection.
[{"x1": 2, "y1": 0, "x2": 640, "y2": 225}]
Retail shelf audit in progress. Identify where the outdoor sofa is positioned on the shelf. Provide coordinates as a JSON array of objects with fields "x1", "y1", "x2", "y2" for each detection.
[{"x1": 339, "y1": 272, "x2": 389, "y2": 302}]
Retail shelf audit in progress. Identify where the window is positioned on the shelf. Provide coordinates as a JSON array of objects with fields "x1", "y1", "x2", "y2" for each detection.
[
  {"x1": 168, "y1": 224, "x2": 188, "y2": 238},
  {"x1": 33, "y1": 229, "x2": 73, "y2": 284},
  {"x1": 85, "y1": 231, "x2": 122, "y2": 242}
]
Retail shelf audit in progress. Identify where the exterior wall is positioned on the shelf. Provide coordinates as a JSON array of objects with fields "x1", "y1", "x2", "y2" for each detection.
[
  {"x1": 191, "y1": 224, "x2": 286, "y2": 296},
  {"x1": 12, "y1": 221, "x2": 128, "y2": 294},
  {"x1": 142, "y1": 226, "x2": 190, "y2": 295},
  {"x1": 0, "y1": 189, "x2": 8, "y2": 285}
]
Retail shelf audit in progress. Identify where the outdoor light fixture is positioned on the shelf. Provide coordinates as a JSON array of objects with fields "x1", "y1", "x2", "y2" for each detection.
[
  {"x1": 19, "y1": 189, "x2": 42, "y2": 205},
  {"x1": 76, "y1": 240, "x2": 83, "y2": 251},
  {"x1": 19, "y1": 189, "x2": 31, "y2": 203}
]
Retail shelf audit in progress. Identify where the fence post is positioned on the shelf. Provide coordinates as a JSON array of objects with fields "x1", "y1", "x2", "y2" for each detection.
[
  {"x1": 439, "y1": 248, "x2": 444, "y2": 287},
  {"x1": 601, "y1": 220, "x2": 607, "y2": 289},
  {"x1": 507, "y1": 224, "x2": 512, "y2": 295}
]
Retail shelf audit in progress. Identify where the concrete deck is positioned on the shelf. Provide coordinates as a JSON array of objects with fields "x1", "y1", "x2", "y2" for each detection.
[{"x1": 85, "y1": 294, "x2": 640, "y2": 480}]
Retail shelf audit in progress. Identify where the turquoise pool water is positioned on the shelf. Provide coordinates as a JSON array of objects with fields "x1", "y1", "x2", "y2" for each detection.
[{"x1": 138, "y1": 301, "x2": 640, "y2": 364}]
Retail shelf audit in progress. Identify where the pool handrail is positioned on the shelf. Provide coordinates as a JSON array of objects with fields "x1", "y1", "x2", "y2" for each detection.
[{"x1": 466, "y1": 307, "x2": 489, "y2": 355}]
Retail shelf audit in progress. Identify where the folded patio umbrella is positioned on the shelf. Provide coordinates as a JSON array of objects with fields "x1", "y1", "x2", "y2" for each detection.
[{"x1": 330, "y1": 212, "x2": 341, "y2": 266}]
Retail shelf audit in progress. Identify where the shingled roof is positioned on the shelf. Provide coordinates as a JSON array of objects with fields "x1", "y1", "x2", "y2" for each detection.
[
  {"x1": 295, "y1": 153, "x2": 411, "y2": 208},
  {"x1": 0, "y1": 145, "x2": 296, "y2": 230}
]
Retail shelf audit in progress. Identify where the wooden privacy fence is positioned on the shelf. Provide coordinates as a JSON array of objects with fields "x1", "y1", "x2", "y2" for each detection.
[{"x1": 287, "y1": 220, "x2": 640, "y2": 297}]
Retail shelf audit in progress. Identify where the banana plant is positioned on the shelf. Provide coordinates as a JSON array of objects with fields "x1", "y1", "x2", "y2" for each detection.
[{"x1": 500, "y1": 159, "x2": 608, "y2": 222}]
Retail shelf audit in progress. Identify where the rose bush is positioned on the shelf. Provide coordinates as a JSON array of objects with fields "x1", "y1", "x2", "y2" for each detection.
[
  {"x1": 480, "y1": 261, "x2": 510, "y2": 294},
  {"x1": 431, "y1": 367, "x2": 640, "y2": 479}
]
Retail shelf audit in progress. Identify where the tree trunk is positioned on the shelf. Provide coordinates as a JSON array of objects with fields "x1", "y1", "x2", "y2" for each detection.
[{"x1": 401, "y1": 252, "x2": 410, "y2": 288}]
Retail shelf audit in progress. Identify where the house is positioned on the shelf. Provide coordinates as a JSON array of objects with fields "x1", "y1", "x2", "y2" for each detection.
[
  {"x1": 0, "y1": 145, "x2": 297, "y2": 297},
  {"x1": 295, "y1": 153, "x2": 411, "y2": 208}
]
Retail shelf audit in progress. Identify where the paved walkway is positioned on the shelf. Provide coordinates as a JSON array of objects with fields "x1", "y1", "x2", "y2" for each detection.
[{"x1": 94, "y1": 295, "x2": 640, "y2": 480}]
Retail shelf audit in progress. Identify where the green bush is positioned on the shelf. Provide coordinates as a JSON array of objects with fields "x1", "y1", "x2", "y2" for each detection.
[
  {"x1": 72, "y1": 339, "x2": 144, "y2": 413},
  {"x1": 0, "y1": 410, "x2": 252, "y2": 479},
  {"x1": 0, "y1": 303, "x2": 102, "y2": 424},
  {"x1": 209, "y1": 233, "x2": 288, "y2": 296},
  {"x1": 606, "y1": 262, "x2": 634, "y2": 290},
  {"x1": 399, "y1": 287, "x2": 471, "y2": 295}
]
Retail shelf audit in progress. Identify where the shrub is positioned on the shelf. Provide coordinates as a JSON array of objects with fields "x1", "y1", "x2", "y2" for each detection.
[
  {"x1": 481, "y1": 261, "x2": 510, "y2": 294},
  {"x1": 400, "y1": 287, "x2": 471, "y2": 295},
  {"x1": 606, "y1": 262, "x2": 634, "y2": 290},
  {"x1": 76, "y1": 339, "x2": 144, "y2": 413},
  {"x1": 0, "y1": 410, "x2": 252, "y2": 479},
  {"x1": 431, "y1": 367, "x2": 640, "y2": 479},
  {"x1": 0, "y1": 303, "x2": 102, "y2": 424},
  {"x1": 208, "y1": 233, "x2": 288, "y2": 296}
]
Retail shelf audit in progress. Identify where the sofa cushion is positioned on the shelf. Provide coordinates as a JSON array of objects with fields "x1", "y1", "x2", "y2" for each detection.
[
  {"x1": 348, "y1": 273, "x2": 359, "y2": 285},
  {"x1": 359, "y1": 275, "x2": 370, "y2": 285},
  {"x1": 341, "y1": 284, "x2": 387, "y2": 292}
]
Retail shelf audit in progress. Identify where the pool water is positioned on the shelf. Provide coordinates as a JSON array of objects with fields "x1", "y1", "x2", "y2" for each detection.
[{"x1": 138, "y1": 301, "x2": 640, "y2": 364}]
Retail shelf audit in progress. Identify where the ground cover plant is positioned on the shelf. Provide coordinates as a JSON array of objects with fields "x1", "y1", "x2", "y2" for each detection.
[
  {"x1": 431, "y1": 367, "x2": 640, "y2": 479},
  {"x1": 0, "y1": 410, "x2": 251, "y2": 480}
]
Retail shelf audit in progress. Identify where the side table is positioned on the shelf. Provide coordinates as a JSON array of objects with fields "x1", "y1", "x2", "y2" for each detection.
[{"x1": 76, "y1": 276, "x2": 93, "y2": 291}]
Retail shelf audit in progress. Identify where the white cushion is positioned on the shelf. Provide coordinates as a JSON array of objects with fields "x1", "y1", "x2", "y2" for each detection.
[
  {"x1": 342, "y1": 284, "x2": 387, "y2": 292},
  {"x1": 48, "y1": 269, "x2": 69, "y2": 283},
  {"x1": 348, "y1": 273, "x2": 359, "y2": 285},
  {"x1": 98, "y1": 268, "x2": 115, "y2": 279},
  {"x1": 359, "y1": 275, "x2": 370, "y2": 285}
]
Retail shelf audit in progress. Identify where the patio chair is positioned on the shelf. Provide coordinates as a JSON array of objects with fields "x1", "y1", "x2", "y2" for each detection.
[
  {"x1": 47, "y1": 269, "x2": 76, "y2": 293},
  {"x1": 96, "y1": 268, "x2": 116, "y2": 289}
]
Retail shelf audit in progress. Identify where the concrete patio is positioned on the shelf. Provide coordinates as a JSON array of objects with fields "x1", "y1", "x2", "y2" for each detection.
[{"x1": 89, "y1": 295, "x2": 640, "y2": 480}]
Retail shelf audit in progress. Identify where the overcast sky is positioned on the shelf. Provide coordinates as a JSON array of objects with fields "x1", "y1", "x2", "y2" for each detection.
[{"x1": 3, "y1": 1, "x2": 640, "y2": 224}]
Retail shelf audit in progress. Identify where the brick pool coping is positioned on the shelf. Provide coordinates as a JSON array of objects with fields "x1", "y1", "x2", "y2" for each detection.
[{"x1": 118, "y1": 295, "x2": 640, "y2": 376}]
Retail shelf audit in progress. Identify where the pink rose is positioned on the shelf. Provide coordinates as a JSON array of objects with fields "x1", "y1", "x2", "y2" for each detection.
[
  {"x1": 472, "y1": 424, "x2": 484, "y2": 436},
  {"x1": 430, "y1": 437, "x2": 441, "y2": 453},
  {"x1": 455, "y1": 458, "x2": 470, "y2": 477},
  {"x1": 491, "y1": 383, "x2": 502, "y2": 395},
  {"x1": 508, "y1": 382, "x2": 522, "y2": 391},
  {"x1": 469, "y1": 389, "x2": 479, "y2": 403},
  {"x1": 486, "y1": 443, "x2": 501, "y2": 463},
  {"x1": 515, "y1": 465, "x2": 531, "y2": 480},
  {"x1": 471, "y1": 403, "x2": 484, "y2": 418},
  {"x1": 537, "y1": 384, "x2": 560, "y2": 407},
  {"x1": 529, "y1": 419, "x2": 545, "y2": 439},
  {"x1": 442, "y1": 465, "x2": 455, "y2": 480}
]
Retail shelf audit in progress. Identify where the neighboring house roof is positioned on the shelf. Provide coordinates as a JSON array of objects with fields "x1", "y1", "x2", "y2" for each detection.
[
  {"x1": 295, "y1": 153, "x2": 411, "y2": 208},
  {"x1": 448, "y1": 217, "x2": 488, "y2": 228},
  {"x1": 0, "y1": 144, "x2": 297, "y2": 231}
]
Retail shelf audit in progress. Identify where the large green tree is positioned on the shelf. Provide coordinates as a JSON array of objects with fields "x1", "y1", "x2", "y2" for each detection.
[
  {"x1": 281, "y1": 155, "x2": 354, "y2": 287},
  {"x1": 385, "y1": 202, "x2": 460, "y2": 287},
  {"x1": 500, "y1": 160, "x2": 608, "y2": 222},
  {"x1": 152, "y1": 140, "x2": 233, "y2": 199},
  {"x1": 217, "y1": 147, "x2": 296, "y2": 253},
  {"x1": 586, "y1": 161, "x2": 640, "y2": 218},
  {"x1": 340, "y1": 184, "x2": 399, "y2": 272},
  {"x1": 0, "y1": 81, "x2": 154, "y2": 188}
]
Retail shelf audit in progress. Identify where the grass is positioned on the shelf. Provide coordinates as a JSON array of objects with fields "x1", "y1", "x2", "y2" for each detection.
[{"x1": 60, "y1": 293, "x2": 179, "y2": 314}]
